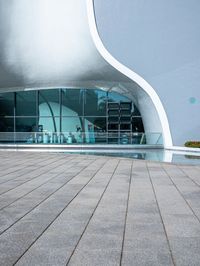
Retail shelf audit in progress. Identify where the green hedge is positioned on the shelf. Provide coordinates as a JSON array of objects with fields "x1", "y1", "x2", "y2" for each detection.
[{"x1": 185, "y1": 141, "x2": 200, "y2": 148}]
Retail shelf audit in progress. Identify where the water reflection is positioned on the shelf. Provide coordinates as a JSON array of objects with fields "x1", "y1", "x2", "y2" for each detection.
[{"x1": 66, "y1": 149, "x2": 200, "y2": 165}]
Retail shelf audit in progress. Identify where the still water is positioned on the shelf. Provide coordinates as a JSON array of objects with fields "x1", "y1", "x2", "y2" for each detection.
[{"x1": 66, "y1": 149, "x2": 200, "y2": 165}]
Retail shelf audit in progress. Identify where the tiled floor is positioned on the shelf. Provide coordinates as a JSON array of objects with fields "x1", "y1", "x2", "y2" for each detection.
[{"x1": 0, "y1": 151, "x2": 200, "y2": 265}]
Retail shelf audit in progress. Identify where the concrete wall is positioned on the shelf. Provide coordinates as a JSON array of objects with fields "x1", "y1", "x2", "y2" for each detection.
[{"x1": 94, "y1": 0, "x2": 200, "y2": 146}]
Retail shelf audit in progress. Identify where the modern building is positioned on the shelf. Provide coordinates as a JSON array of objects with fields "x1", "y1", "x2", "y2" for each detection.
[{"x1": 0, "y1": 0, "x2": 199, "y2": 150}]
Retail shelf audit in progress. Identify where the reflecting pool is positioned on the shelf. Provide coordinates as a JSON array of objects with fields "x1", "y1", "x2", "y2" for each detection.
[{"x1": 65, "y1": 149, "x2": 200, "y2": 166}]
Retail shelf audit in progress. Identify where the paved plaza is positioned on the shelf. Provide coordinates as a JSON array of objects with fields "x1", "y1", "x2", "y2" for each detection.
[{"x1": 0, "y1": 151, "x2": 200, "y2": 265}]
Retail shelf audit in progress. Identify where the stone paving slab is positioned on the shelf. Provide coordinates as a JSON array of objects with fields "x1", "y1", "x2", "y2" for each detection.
[{"x1": 0, "y1": 151, "x2": 199, "y2": 265}]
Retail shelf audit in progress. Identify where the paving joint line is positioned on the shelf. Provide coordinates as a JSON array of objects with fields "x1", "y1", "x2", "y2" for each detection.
[
  {"x1": 0, "y1": 156, "x2": 83, "y2": 212},
  {"x1": 146, "y1": 162, "x2": 176, "y2": 266},
  {"x1": 161, "y1": 164, "x2": 200, "y2": 225},
  {"x1": 0, "y1": 156, "x2": 75, "y2": 196},
  {"x1": 0, "y1": 153, "x2": 55, "y2": 178},
  {"x1": 176, "y1": 165, "x2": 200, "y2": 188},
  {"x1": 0, "y1": 155, "x2": 64, "y2": 186},
  {"x1": 12, "y1": 158, "x2": 108, "y2": 265},
  {"x1": 65, "y1": 159, "x2": 121, "y2": 266},
  {"x1": 0, "y1": 158, "x2": 96, "y2": 236},
  {"x1": 119, "y1": 160, "x2": 134, "y2": 266}
]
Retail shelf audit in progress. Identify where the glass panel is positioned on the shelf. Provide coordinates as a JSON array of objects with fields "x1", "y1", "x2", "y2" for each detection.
[
  {"x1": 16, "y1": 117, "x2": 37, "y2": 132},
  {"x1": 132, "y1": 132, "x2": 143, "y2": 144},
  {"x1": 120, "y1": 116, "x2": 131, "y2": 123},
  {"x1": 38, "y1": 117, "x2": 60, "y2": 133},
  {"x1": 108, "y1": 109, "x2": 119, "y2": 116},
  {"x1": 85, "y1": 117, "x2": 106, "y2": 132},
  {"x1": 0, "y1": 117, "x2": 14, "y2": 132},
  {"x1": 61, "y1": 117, "x2": 83, "y2": 143},
  {"x1": 108, "y1": 91, "x2": 129, "y2": 103},
  {"x1": 16, "y1": 91, "x2": 36, "y2": 116},
  {"x1": 0, "y1": 88, "x2": 147, "y2": 145},
  {"x1": 0, "y1": 131, "x2": 15, "y2": 142},
  {"x1": 108, "y1": 102, "x2": 119, "y2": 109},
  {"x1": 84, "y1": 89, "x2": 107, "y2": 116},
  {"x1": 62, "y1": 89, "x2": 83, "y2": 116},
  {"x1": 132, "y1": 105, "x2": 141, "y2": 116},
  {"x1": 39, "y1": 89, "x2": 60, "y2": 116},
  {"x1": 120, "y1": 102, "x2": 132, "y2": 109},
  {"x1": 132, "y1": 117, "x2": 144, "y2": 132},
  {"x1": 108, "y1": 116, "x2": 119, "y2": 123},
  {"x1": 121, "y1": 109, "x2": 131, "y2": 116},
  {"x1": 108, "y1": 131, "x2": 119, "y2": 144},
  {"x1": 84, "y1": 117, "x2": 106, "y2": 143},
  {"x1": 0, "y1": 93, "x2": 14, "y2": 116},
  {"x1": 120, "y1": 132, "x2": 131, "y2": 144},
  {"x1": 120, "y1": 123, "x2": 131, "y2": 130},
  {"x1": 108, "y1": 124, "x2": 118, "y2": 130}
]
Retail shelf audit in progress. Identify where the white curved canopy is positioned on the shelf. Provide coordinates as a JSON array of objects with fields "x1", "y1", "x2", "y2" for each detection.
[{"x1": 0, "y1": 0, "x2": 172, "y2": 147}]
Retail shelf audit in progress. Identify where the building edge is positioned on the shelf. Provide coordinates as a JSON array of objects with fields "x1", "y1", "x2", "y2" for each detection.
[{"x1": 86, "y1": 0, "x2": 173, "y2": 149}]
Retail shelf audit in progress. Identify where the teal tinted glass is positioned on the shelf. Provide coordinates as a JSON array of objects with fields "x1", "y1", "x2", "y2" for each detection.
[
  {"x1": 16, "y1": 91, "x2": 36, "y2": 116},
  {"x1": 0, "y1": 117, "x2": 14, "y2": 132},
  {"x1": 84, "y1": 89, "x2": 107, "y2": 116},
  {"x1": 16, "y1": 117, "x2": 37, "y2": 132},
  {"x1": 39, "y1": 89, "x2": 60, "y2": 116},
  {"x1": 0, "y1": 92, "x2": 14, "y2": 116},
  {"x1": 62, "y1": 89, "x2": 83, "y2": 116},
  {"x1": 38, "y1": 117, "x2": 60, "y2": 132},
  {"x1": 108, "y1": 91, "x2": 129, "y2": 103}
]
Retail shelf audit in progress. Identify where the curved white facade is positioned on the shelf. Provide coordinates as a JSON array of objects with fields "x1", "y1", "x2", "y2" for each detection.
[
  {"x1": 94, "y1": 0, "x2": 200, "y2": 147},
  {"x1": 0, "y1": 0, "x2": 174, "y2": 147}
]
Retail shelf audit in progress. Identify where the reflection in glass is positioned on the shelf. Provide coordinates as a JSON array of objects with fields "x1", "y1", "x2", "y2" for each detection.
[
  {"x1": 0, "y1": 118, "x2": 14, "y2": 132},
  {"x1": 39, "y1": 117, "x2": 60, "y2": 133},
  {"x1": 132, "y1": 117, "x2": 144, "y2": 132},
  {"x1": 108, "y1": 91, "x2": 129, "y2": 103},
  {"x1": 62, "y1": 89, "x2": 83, "y2": 116},
  {"x1": 0, "y1": 88, "x2": 146, "y2": 145},
  {"x1": 61, "y1": 117, "x2": 83, "y2": 143},
  {"x1": 0, "y1": 93, "x2": 14, "y2": 116},
  {"x1": 84, "y1": 117, "x2": 106, "y2": 143},
  {"x1": 39, "y1": 89, "x2": 60, "y2": 116},
  {"x1": 16, "y1": 91, "x2": 36, "y2": 116},
  {"x1": 85, "y1": 117, "x2": 106, "y2": 132},
  {"x1": 84, "y1": 89, "x2": 106, "y2": 116},
  {"x1": 132, "y1": 105, "x2": 141, "y2": 116},
  {"x1": 16, "y1": 117, "x2": 37, "y2": 132}
]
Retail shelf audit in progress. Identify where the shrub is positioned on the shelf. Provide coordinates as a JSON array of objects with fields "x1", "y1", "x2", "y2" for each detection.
[{"x1": 185, "y1": 141, "x2": 200, "y2": 148}]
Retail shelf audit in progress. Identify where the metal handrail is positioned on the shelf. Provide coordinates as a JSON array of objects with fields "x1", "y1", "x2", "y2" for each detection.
[{"x1": 0, "y1": 131, "x2": 163, "y2": 145}]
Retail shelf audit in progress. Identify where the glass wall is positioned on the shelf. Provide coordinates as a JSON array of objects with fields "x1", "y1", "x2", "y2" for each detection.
[
  {"x1": 0, "y1": 93, "x2": 14, "y2": 116},
  {"x1": 16, "y1": 91, "x2": 37, "y2": 116},
  {"x1": 0, "y1": 88, "x2": 148, "y2": 144}
]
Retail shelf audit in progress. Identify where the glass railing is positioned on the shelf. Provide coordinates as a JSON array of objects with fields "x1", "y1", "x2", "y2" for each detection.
[{"x1": 0, "y1": 132, "x2": 163, "y2": 145}]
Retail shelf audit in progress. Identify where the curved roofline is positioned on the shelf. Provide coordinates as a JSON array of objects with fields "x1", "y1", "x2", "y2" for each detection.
[{"x1": 86, "y1": 0, "x2": 173, "y2": 148}]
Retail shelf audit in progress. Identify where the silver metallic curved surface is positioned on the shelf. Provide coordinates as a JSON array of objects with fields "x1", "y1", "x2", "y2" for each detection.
[{"x1": 0, "y1": 0, "x2": 172, "y2": 147}]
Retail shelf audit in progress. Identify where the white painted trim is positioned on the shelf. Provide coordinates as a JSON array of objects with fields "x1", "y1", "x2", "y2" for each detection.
[
  {"x1": 166, "y1": 146, "x2": 200, "y2": 153},
  {"x1": 86, "y1": 0, "x2": 173, "y2": 148}
]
